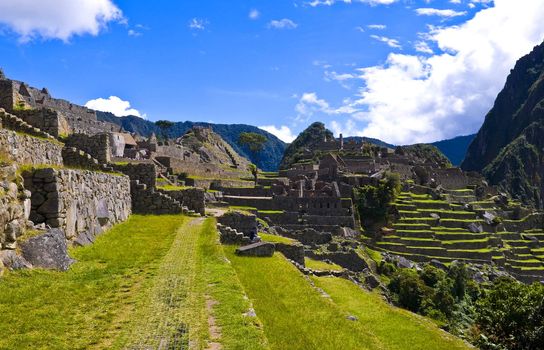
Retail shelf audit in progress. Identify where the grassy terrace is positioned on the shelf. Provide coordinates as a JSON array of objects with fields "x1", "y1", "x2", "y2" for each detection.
[
  {"x1": 305, "y1": 257, "x2": 343, "y2": 271},
  {"x1": 226, "y1": 248, "x2": 469, "y2": 350},
  {"x1": 0, "y1": 216, "x2": 267, "y2": 349}
]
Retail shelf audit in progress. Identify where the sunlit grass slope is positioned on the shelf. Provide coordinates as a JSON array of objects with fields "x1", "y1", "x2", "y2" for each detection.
[{"x1": 226, "y1": 249, "x2": 471, "y2": 350}]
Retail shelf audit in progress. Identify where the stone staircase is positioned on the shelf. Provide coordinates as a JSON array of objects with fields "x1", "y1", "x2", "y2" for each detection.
[
  {"x1": 366, "y1": 188, "x2": 544, "y2": 283},
  {"x1": 216, "y1": 223, "x2": 251, "y2": 245},
  {"x1": 0, "y1": 108, "x2": 56, "y2": 140},
  {"x1": 62, "y1": 147, "x2": 115, "y2": 173},
  {"x1": 130, "y1": 180, "x2": 184, "y2": 215}
]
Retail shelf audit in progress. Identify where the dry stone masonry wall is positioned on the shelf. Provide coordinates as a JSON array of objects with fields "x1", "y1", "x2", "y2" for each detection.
[
  {"x1": 0, "y1": 128, "x2": 63, "y2": 166},
  {"x1": 23, "y1": 168, "x2": 131, "y2": 246}
]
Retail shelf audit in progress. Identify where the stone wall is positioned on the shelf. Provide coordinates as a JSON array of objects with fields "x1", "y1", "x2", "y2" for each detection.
[
  {"x1": 65, "y1": 133, "x2": 111, "y2": 164},
  {"x1": 130, "y1": 181, "x2": 182, "y2": 215},
  {"x1": 157, "y1": 188, "x2": 205, "y2": 216},
  {"x1": 217, "y1": 211, "x2": 257, "y2": 236},
  {"x1": 15, "y1": 109, "x2": 64, "y2": 138},
  {"x1": 0, "y1": 128, "x2": 63, "y2": 166},
  {"x1": 112, "y1": 163, "x2": 157, "y2": 189},
  {"x1": 23, "y1": 168, "x2": 131, "y2": 245},
  {"x1": 62, "y1": 147, "x2": 108, "y2": 171},
  {"x1": 0, "y1": 165, "x2": 31, "y2": 251}
]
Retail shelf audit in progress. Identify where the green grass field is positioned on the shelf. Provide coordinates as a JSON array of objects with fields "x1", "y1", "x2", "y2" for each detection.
[
  {"x1": 0, "y1": 215, "x2": 267, "y2": 350},
  {"x1": 226, "y1": 248, "x2": 470, "y2": 350}
]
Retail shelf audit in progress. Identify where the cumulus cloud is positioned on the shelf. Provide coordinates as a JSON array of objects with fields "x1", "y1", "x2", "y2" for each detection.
[
  {"x1": 259, "y1": 125, "x2": 297, "y2": 143},
  {"x1": 268, "y1": 19, "x2": 298, "y2": 30},
  {"x1": 415, "y1": 41, "x2": 434, "y2": 54},
  {"x1": 307, "y1": 0, "x2": 398, "y2": 6},
  {"x1": 415, "y1": 8, "x2": 467, "y2": 17},
  {"x1": 0, "y1": 0, "x2": 123, "y2": 42},
  {"x1": 370, "y1": 35, "x2": 402, "y2": 48},
  {"x1": 249, "y1": 9, "x2": 260, "y2": 20},
  {"x1": 303, "y1": 0, "x2": 544, "y2": 145},
  {"x1": 85, "y1": 96, "x2": 145, "y2": 118}
]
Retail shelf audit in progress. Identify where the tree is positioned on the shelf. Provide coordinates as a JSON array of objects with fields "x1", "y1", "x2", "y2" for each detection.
[
  {"x1": 474, "y1": 278, "x2": 544, "y2": 350},
  {"x1": 238, "y1": 132, "x2": 267, "y2": 153},
  {"x1": 155, "y1": 120, "x2": 174, "y2": 141},
  {"x1": 353, "y1": 172, "x2": 401, "y2": 221},
  {"x1": 248, "y1": 163, "x2": 258, "y2": 186}
]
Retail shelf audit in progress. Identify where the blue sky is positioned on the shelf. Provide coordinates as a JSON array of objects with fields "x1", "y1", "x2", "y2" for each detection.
[{"x1": 1, "y1": 0, "x2": 543, "y2": 144}]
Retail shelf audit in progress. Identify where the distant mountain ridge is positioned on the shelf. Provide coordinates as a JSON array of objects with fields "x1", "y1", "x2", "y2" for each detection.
[
  {"x1": 96, "y1": 111, "x2": 286, "y2": 171},
  {"x1": 429, "y1": 134, "x2": 475, "y2": 166}
]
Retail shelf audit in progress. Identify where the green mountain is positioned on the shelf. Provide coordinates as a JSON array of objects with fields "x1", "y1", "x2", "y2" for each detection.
[
  {"x1": 96, "y1": 112, "x2": 286, "y2": 171},
  {"x1": 279, "y1": 122, "x2": 334, "y2": 169},
  {"x1": 462, "y1": 41, "x2": 544, "y2": 207}
]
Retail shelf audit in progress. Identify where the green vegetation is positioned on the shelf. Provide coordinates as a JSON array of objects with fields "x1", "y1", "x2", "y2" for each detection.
[
  {"x1": 238, "y1": 132, "x2": 268, "y2": 152},
  {"x1": 157, "y1": 184, "x2": 192, "y2": 191},
  {"x1": 313, "y1": 276, "x2": 469, "y2": 350},
  {"x1": 0, "y1": 216, "x2": 267, "y2": 349},
  {"x1": 279, "y1": 122, "x2": 333, "y2": 169},
  {"x1": 226, "y1": 248, "x2": 468, "y2": 349},
  {"x1": 305, "y1": 258, "x2": 343, "y2": 271},
  {"x1": 155, "y1": 120, "x2": 174, "y2": 140},
  {"x1": 354, "y1": 172, "x2": 401, "y2": 223},
  {"x1": 474, "y1": 277, "x2": 544, "y2": 350},
  {"x1": 260, "y1": 233, "x2": 295, "y2": 245}
]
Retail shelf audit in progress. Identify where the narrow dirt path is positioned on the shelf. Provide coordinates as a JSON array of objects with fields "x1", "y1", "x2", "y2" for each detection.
[{"x1": 124, "y1": 217, "x2": 206, "y2": 349}]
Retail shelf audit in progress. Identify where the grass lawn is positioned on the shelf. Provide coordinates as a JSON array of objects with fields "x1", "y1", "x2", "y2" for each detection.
[
  {"x1": 260, "y1": 233, "x2": 295, "y2": 245},
  {"x1": 226, "y1": 248, "x2": 469, "y2": 350},
  {"x1": 305, "y1": 257, "x2": 343, "y2": 271},
  {"x1": 313, "y1": 276, "x2": 470, "y2": 350},
  {"x1": 0, "y1": 215, "x2": 267, "y2": 350}
]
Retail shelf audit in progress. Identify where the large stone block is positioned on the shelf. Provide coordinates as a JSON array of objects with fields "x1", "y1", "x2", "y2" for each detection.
[
  {"x1": 236, "y1": 242, "x2": 275, "y2": 257},
  {"x1": 21, "y1": 228, "x2": 74, "y2": 271}
]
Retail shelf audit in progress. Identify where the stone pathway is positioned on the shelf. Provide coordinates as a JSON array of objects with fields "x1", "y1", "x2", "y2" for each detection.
[{"x1": 125, "y1": 217, "x2": 206, "y2": 349}]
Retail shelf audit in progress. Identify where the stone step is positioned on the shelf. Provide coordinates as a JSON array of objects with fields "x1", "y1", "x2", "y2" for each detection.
[{"x1": 395, "y1": 230, "x2": 434, "y2": 239}]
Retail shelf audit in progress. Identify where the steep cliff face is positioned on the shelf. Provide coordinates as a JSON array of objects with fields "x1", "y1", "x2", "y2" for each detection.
[
  {"x1": 462, "y1": 41, "x2": 544, "y2": 172},
  {"x1": 483, "y1": 120, "x2": 544, "y2": 208},
  {"x1": 461, "y1": 41, "x2": 544, "y2": 207}
]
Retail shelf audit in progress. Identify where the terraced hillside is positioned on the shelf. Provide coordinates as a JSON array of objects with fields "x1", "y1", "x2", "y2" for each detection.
[{"x1": 365, "y1": 187, "x2": 544, "y2": 283}]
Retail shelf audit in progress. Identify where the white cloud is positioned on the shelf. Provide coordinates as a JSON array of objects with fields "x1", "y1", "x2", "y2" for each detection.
[
  {"x1": 268, "y1": 19, "x2": 298, "y2": 30},
  {"x1": 367, "y1": 24, "x2": 387, "y2": 30},
  {"x1": 450, "y1": 0, "x2": 462, "y2": 4},
  {"x1": 415, "y1": 41, "x2": 434, "y2": 54},
  {"x1": 0, "y1": 0, "x2": 123, "y2": 42},
  {"x1": 85, "y1": 96, "x2": 145, "y2": 118},
  {"x1": 259, "y1": 125, "x2": 296, "y2": 143},
  {"x1": 189, "y1": 18, "x2": 207, "y2": 31},
  {"x1": 355, "y1": 26, "x2": 365, "y2": 32},
  {"x1": 304, "y1": 0, "x2": 544, "y2": 145},
  {"x1": 128, "y1": 29, "x2": 141, "y2": 37},
  {"x1": 307, "y1": 0, "x2": 398, "y2": 6},
  {"x1": 415, "y1": 8, "x2": 467, "y2": 17},
  {"x1": 370, "y1": 35, "x2": 402, "y2": 48},
  {"x1": 249, "y1": 9, "x2": 260, "y2": 20}
]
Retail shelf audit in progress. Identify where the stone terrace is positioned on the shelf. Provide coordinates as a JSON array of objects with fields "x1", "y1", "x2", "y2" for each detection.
[{"x1": 365, "y1": 188, "x2": 544, "y2": 283}]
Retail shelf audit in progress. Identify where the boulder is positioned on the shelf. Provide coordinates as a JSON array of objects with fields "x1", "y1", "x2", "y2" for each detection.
[
  {"x1": 468, "y1": 222, "x2": 483, "y2": 233},
  {"x1": 21, "y1": 228, "x2": 74, "y2": 271},
  {"x1": 235, "y1": 241, "x2": 275, "y2": 257}
]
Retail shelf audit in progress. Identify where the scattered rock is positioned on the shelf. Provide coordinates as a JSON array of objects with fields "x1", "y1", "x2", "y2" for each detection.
[
  {"x1": 346, "y1": 315, "x2": 358, "y2": 321},
  {"x1": 20, "y1": 228, "x2": 75, "y2": 271},
  {"x1": 468, "y1": 222, "x2": 483, "y2": 233}
]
